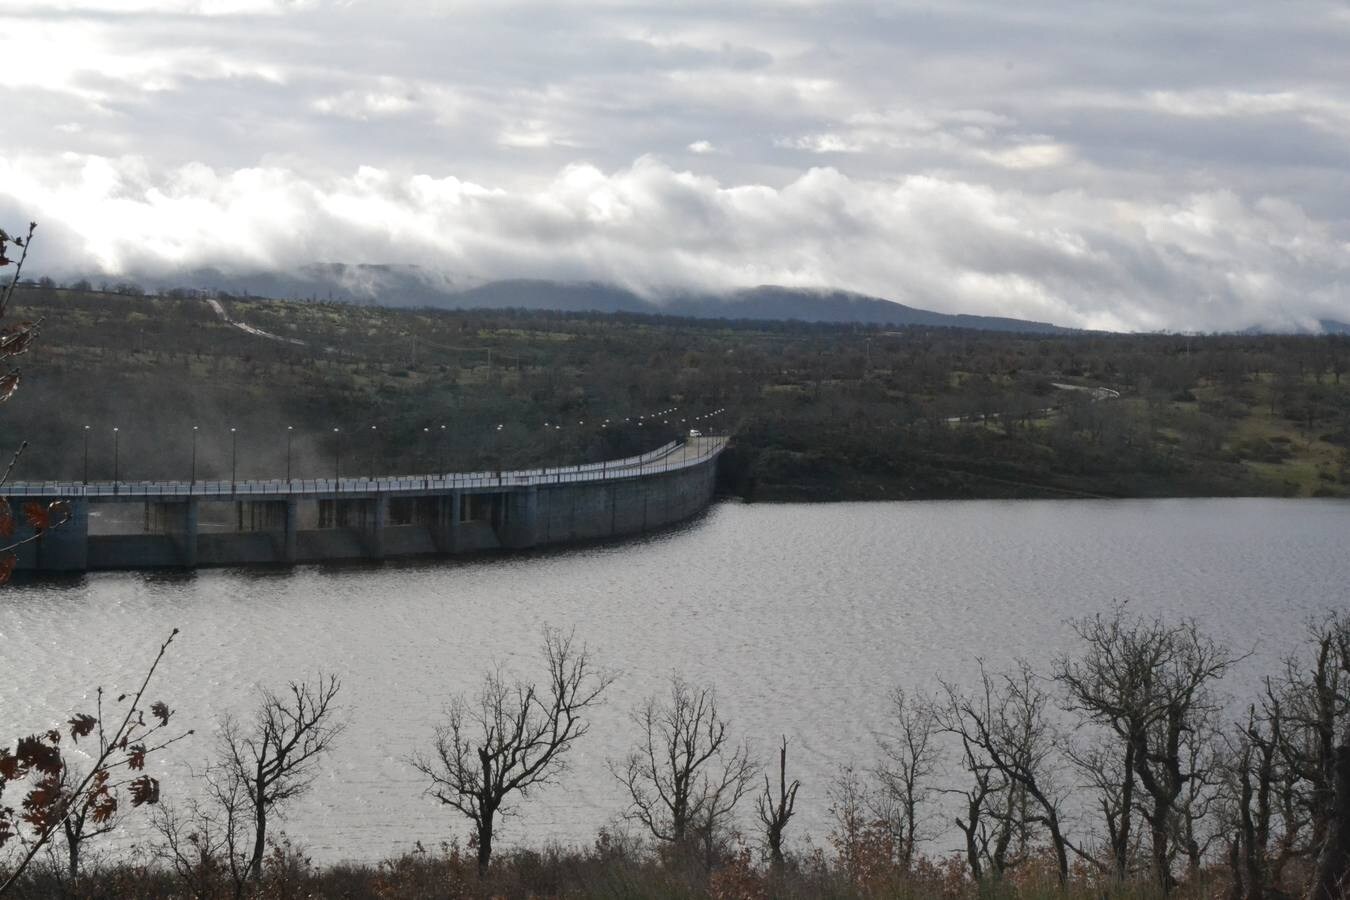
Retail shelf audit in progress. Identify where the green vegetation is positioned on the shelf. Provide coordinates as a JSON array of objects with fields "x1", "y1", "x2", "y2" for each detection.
[{"x1": 5, "y1": 283, "x2": 1350, "y2": 500}]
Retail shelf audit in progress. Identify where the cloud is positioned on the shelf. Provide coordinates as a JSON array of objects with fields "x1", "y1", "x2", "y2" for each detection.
[
  {"x1": 5, "y1": 152, "x2": 1348, "y2": 333},
  {"x1": 5, "y1": 0, "x2": 1350, "y2": 331}
]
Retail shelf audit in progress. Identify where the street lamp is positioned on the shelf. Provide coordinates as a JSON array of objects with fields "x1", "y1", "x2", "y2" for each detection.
[
  {"x1": 112, "y1": 426, "x2": 120, "y2": 494},
  {"x1": 369, "y1": 424, "x2": 377, "y2": 479},
  {"x1": 286, "y1": 425, "x2": 294, "y2": 482},
  {"x1": 495, "y1": 423, "x2": 503, "y2": 484},
  {"x1": 230, "y1": 427, "x2": 238, "y2": 493},
  {"x1": 191, "y1": 425, "x2": 198, "y2": 486},
  {"x1": 82, "y1": 425, "x2": 90, "y2": 485},
  {"x1": 332, "y1": 427, "x2": 341, "y2": 487},
  {"x1": 439, "y1": 424, "x2": 447, "y2": 477}
]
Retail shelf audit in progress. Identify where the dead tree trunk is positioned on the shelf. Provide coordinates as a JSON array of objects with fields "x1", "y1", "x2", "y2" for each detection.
[
  {"x1": 1308, "y1": 725, "x2": 1350, "y2": 900},
  {"x1": 756, "y1": 736, "x2": 799, "y2": 869}
]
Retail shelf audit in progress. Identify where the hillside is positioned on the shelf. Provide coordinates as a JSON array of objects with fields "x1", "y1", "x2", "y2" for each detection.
[
  {"x1": 129, "y1": 266, "x2": 1075, "y2": 333},
  {"x1": 2, "y1": 283, "x2": 1348, "y2": 500}
]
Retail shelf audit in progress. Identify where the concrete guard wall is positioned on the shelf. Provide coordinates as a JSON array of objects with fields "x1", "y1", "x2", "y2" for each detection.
[{"x1": 8, "y1": 453, "x2": 719, "y2": 572}]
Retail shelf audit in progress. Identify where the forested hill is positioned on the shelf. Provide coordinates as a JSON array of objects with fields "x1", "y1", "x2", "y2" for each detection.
[
  {"x1": 115, "y1": 265, "x2": 1075, "y2": 334},
  {"x1": 4, "y1": 283, "x2": 1349, "y2": 501}
]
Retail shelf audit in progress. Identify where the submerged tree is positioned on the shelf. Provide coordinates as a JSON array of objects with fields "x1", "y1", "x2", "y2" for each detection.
[{"x1": 412, "y1": 628, "x2": 613, "y2": 875}]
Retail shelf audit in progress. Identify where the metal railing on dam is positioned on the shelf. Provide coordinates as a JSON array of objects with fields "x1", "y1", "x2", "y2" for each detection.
[
  {"x1": 4, "y1": 436, "x2": 724, "y2": 499},
  {"x1": 7, "y1": 436, "x2": 727, "y2": 573}
]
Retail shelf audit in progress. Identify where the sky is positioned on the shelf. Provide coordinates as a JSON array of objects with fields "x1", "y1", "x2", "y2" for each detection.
[{"x1": 3, "y1": 0, "x2": 1350, "y2": 332}]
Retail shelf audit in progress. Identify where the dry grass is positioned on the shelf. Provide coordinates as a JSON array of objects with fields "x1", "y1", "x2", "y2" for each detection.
[{"x1": 2, "y1": 838, "x2": 1254, "y2": 900}]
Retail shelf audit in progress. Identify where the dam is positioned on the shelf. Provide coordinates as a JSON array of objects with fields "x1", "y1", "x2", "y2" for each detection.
[{"x1": 5, "y1": 436, "x2": 725, "y2": 573}]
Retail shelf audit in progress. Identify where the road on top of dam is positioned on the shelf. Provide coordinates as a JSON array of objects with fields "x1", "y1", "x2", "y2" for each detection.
[{"x1": 3, "y1": 436, "x2": 729, "y2": 500}]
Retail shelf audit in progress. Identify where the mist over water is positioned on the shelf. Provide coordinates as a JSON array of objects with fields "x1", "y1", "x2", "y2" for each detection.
[{"x1": 3, "y1": 499, "x2": 1348, "y2": 863}]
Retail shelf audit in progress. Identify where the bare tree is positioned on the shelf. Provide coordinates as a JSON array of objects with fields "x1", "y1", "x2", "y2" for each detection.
[
  {"x1": 217, "y1": 674, "x2": 343, "y2": 884},
  {"x1": 1213, "y1": 612, "x2": 1350, "y2": 900},
  {"x1": 54, "y1": 760, "x2": 123, "y2": 885},
  {"x1": 940, "y1": 661, "x2": 1072, "y2": 885},
  {"x1": 828, "y1": 763, "x2": 878, "y2": 881},
  {"x1": 756, "y1": 736, "x2": 799, "y2": 868},
  {"x1": 874, "y1": 687, "x2": 939, "y2": 871},
  {"x1": 1064, "y1": 734, "x2": 1139, "y2": 880},
  {"x1": 152, "y1": 763, "x2": 252, "y2": 900},
  {"x1": 1174, "y1": 706, "x2": 1226, "y2": 879},
  {"x1": 411, "y1": 628, "x2": 614, "y2": 875},
  {"x1": 942, "y1": 712, "x2": 1011, "y2": 883},
  {"x1": 1055, "y1": 608, "x2": 1238, "y2": 894},
  {"x1": 1222, "y1": 697, "x2": 1288, "y2": 900},
  {"x1": 1306, "y1": 621, "x2": 1350, "y2": 900},
  {"x1": 1264, "y1": 613, "x2": 1350, "y2": 899},
  {"x1": 613, "y1": 675, "x2": 757, "y2": 868}
]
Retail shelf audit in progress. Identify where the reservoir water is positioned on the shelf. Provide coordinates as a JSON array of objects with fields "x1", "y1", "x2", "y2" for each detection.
[{"x1": 4, "y1": 498, "x2": 1349, "y2": 862}]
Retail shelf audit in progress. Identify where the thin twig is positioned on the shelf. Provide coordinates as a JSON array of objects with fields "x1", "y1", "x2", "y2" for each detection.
[
  {"x1": 0, "y1": 441, "x2": 28, "y2": 489},
  {"x1": 0, "y1": 223, "x2": 36, "y2": 319}
]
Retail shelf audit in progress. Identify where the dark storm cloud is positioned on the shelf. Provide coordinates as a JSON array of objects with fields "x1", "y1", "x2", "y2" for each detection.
[{"x1": 4, "y1": 0, "x2": 1350, "y2": 331}]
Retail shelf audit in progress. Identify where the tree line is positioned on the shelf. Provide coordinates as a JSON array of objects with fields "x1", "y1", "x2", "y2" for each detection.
[{"x1": 1, "y1": 608, "x2": 1347, "y2": 900}]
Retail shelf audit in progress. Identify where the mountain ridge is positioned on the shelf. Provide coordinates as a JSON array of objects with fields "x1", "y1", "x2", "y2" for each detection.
[{"x1": 145, "y1": 264, "x2": 1077, "y2": 334}]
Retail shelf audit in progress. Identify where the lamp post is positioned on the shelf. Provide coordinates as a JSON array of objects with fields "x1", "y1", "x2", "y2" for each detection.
[
  {"x1": 191, "y1": 425, "x2": 198, "y2": 486},
  {"x1": 286, "y1": 425, "x2": 294, "y2": 482},
  {"x1": 230, "y1": 427, "x2": 238, "y2": 493},
  {"x1": 82, "y1": 425, "x2": 90, "y2": 485},
  {"x1": 112, "y1": 427, "x2": 120, "y2": 494},
  {"x1": 439, "y1": 424, "x2": 447, "y2": 475},
  {"x1": 495, "y1": 423, "x2": 503, "y2": 484},
  {"x1": 333, "y1": 427, "x2": 341, "y2": 488},
  {"x1": 369, "y1": 424, "x2": 377, "y2": 480}
]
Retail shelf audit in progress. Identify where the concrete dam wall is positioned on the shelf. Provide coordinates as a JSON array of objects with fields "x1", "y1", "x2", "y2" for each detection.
[{"x1": 7, "y1": 438, "x2": 723, "y2": 573}]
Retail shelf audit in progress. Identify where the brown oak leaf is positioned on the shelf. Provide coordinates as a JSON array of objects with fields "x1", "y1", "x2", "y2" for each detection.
[
  {"x1": 0, "y1": 748, "x2": 18, "y2": 780},
  {"x1": 15, "y1": 735, "x2": 61, "y2": 775},
  {"x1": 68, "y1": 714, "x2": 97, "y2": 743},
  {"x1": 128, "y1": 776, "x2": 159, "y2": 807},
  {"x1": 22, "y1": 502, "x2": 48, "y2": 532},
  {"x1": 89, "y1": 792, "x2": 117, "y2": 825}
]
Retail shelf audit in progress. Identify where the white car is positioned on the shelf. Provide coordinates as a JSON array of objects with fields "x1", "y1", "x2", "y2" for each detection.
[{"x1": 688, "y1": 428, "x2": 702, "y2": 437}]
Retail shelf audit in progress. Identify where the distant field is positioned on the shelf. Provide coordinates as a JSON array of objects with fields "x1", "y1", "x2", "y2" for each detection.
[{"x1": 3, "y1": 284, "x2": 1348, "y2": 500}]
